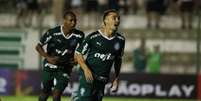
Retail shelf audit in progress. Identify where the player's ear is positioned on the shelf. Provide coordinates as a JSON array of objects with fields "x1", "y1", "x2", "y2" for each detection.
[
  {"x1": 103, "y1": 17, "x2": 108, "y2": 25},
  {"x1": 101, "y1": 22, "x2": 104, "y2": 26},
  {"x1": 103, "y1": 19, "x2": 106, "y2": 25}
]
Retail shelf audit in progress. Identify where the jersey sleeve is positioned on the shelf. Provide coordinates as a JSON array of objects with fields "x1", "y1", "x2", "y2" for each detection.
[
  {"x1": 116, "y1": 32, "x2": 125, "y2": 58},
  {"x1": 78, "y1": 32, "x2": 85, "y2": 44},
  {"x1": 39, "y1": 30, "x2": 52, "y2": 46},
  {"x1": 76, "y1": 34, "x2": 91, "y2": 55}
]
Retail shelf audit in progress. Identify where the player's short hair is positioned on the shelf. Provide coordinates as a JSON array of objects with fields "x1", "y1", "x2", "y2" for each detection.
[
  {"x1": 63, "y1": 11, "x2": 76, "y2": 19},
  {"x1": 103, "y1": 9, "x2": 119, "y2": 21}
]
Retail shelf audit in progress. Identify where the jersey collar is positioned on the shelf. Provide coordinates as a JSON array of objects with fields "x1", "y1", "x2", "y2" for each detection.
[
  {"x1": 61, "y1": 25, "x2": 73, "y2": 39},
  {"x1": 98, "y1": 30, "x2": 116, "y2": 40}
]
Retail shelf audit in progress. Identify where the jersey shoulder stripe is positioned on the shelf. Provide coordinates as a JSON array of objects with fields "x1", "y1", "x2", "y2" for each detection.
[
  {"x1": 88, "y1": 31, "x2": 101, "y2": 39},
  {"x1": 72, "y1": 29, "x2": 85, "y2": 38},
  {"x1": 116, "y1": 32, "x2": 125, "y2": 41},
  {"x1": 73, "y1": 29, "x2": 84, "y2": 34},
  {"x1": 47, "y1": 26, "x2": 61, "y2": 35}
]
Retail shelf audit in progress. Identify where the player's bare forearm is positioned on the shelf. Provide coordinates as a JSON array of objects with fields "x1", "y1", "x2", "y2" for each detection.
[
  {"x1": 112, "y1": 57, "x2": 122, "y2": 92},
  {"x1": 111, "y1": 57, "x2": 122, "y2": 92},
  {"x1": 35, "y1": 43, "x2": 58, "y2": 64},
  {"x1": 75, "y1": 53, "x2": 89, "y2": 71},
  {"x1": 35, "y1": 43, "x2": 49, "y2": 58},
  {"x1": 75, "y1": 53, "x2": 94, "y2": 82}
]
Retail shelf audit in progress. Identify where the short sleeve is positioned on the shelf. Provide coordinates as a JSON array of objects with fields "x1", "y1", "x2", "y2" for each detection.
[
  {"x1": 76, "y1": 34, "x2": 91, "y2": 55},
  {"x1": 39, "y1": 30, "x2": 52, "y2": 46},
  {"x1": 78, "y1": 32, "x2": 85, "y2": 45}
]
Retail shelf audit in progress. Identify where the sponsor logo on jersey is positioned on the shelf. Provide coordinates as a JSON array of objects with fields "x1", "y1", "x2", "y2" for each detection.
[
  {"x1": 56, "y1": 49, "x2": 71, "y2": 56},
  {"x1": 56, "y1": 49, "x2": 63, "y2": 54},
  {"x1": 61, "y1": 49, "x2": 68, "y2": 56},
  {"x1": 94, "y1": 53, "x2": 114, "y2": 61}
]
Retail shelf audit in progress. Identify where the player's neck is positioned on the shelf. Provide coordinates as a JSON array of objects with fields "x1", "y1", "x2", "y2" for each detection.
[
  {"x1": 62, "y1": 26, "x2": 72, "y2": 36},
  {"x1": 100, "y1": 26, "x2": 114, "y2": 38}
]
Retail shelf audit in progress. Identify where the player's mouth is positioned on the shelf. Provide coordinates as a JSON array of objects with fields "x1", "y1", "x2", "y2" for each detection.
[
  {"x1": 70, "y1": 24, "x2": 76, "y2": 28},
  {"x1": 114, "y1": 23, "x2": 119, "y2": 27},
  {"x1": 114, "y1": 25, "x2": 118, "y2": 27}
]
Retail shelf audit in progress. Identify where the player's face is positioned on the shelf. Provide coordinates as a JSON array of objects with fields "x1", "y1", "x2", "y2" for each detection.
[
  {"x1": 63, "y1": 15, "x2": 76, "y2": 29},
  {"x1": 104, "y1": 12, "x2": 120, "y2": 31}
]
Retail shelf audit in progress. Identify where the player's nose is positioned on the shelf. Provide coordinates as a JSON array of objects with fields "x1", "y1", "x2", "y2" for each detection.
[
  {"x1": 115, "y1": 18, "x2": 120, "y2": 24},
  {"x1": 71, "y1": 20, "x2": 76, "y2": 26},
  {"x1": 116, "y1": 16, "x2": 120, "y2": 21}
]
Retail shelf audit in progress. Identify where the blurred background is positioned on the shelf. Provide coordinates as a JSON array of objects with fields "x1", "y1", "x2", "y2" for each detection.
[
  {"x1": 0, "y1": 0, "x2": 201, "y2": 100},
  {"x1": 0, "y1": 0, "x2": 200, "y2": 73}
]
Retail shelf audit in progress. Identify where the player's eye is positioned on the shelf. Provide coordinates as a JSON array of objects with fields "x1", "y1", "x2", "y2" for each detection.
[
  {"x1": 70, "y1": 19, "x2": 75, "y2": 22},
  {"x1": 117, "y1": 16, "x2": 120, "y2": 20},
  {"x1": 113, "y1": 16, "x2": 116, "y2": 20},
  {"x1": 113, "y1": 16, "x2": 120, "y2": 21},
  {"x1": 114, "y1": 17, "x2": 119, "y2": 21}
]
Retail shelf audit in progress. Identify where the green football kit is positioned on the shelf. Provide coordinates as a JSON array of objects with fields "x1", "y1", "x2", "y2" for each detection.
[
  {"x1": 39, "y1": 25, "x2": 84, "y2": 93},
  {"x1": 72, "y1": 30, "x2": 125, "y2": 101}
]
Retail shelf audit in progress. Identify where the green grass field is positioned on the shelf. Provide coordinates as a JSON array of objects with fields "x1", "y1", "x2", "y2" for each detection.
[{"x1": 0, "y1": 96, "x2": 198, "y2": 101}]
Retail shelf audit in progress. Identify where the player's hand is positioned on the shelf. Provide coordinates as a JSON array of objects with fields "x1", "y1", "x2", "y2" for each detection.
[
  {"x1": 83, "y1": 68, "x2": 94, "y2": 83},
  {"x1": 111, "y1": 78, "x2": 119, "y2": 92},
  {"x1": 46, "y1": 56, "x2": 59, "y2": 64}
]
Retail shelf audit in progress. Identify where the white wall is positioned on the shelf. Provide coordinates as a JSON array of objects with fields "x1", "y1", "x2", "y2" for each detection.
[{"x1": 23, "y1": 29, "x2": 40, "y2": 70}]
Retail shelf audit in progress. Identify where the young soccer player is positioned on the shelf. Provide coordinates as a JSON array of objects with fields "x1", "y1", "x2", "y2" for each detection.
[
  {"x1": 72, "y1": 9, "x2": 125, "y2": 101},
  {"x1": 35, "y1": 11, "x2": 84, "y2": 101}
]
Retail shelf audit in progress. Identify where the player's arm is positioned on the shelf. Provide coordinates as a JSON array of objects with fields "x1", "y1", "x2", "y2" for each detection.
[
  {"x1": 35, "y1": 30, "x2": 58, "y2": 64},
  {"x1": 73, "y1": 31, "x2": 85, "y2": 65},
  {"x1": 111, "y1": 38, "x2": 125, "y2": 92},
  {"x1": 75, "y1": 52, "x2": 93, "y2": 83},
  {"x1": 35, "y1": 44, "x2": 58, "y2": 64},
  {"x1": 75, "y1": 34, "x2": 94, "y2": 83},
  {"x1": 114, "y1": 57, "x2": 122, "y2": 80},
  {"x1": 111, "y1": 56, "x2": 122, "y2": 92},
  {"x1": 35, "y1": 43, "x2": 49, "y2": 58}
]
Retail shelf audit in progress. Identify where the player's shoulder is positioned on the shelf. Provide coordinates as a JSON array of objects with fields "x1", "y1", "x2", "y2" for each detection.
[
  {"x1": 72, "y1": 29, "x2": 84, "y2": 35},
  {"x1": 72, "y1": 28, "x2": 85, "y2": 37},
  {"x1": 47, "y1": 25, "x2": 61, "y2": 35},
  {"x1": 116, "y1": 31, "x2": 125, "y2": 41},
  {"x1": 87, "y1": 31, "x2": 101, "y2": 39},
  {"x1": 50, "y1": 25, "x2": 60, "y2": 32}
]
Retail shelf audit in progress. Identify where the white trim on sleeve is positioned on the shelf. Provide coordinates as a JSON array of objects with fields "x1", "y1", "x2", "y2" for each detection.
[{"x1": 75, "y1": 51, "x2": 81, "y2": 54}]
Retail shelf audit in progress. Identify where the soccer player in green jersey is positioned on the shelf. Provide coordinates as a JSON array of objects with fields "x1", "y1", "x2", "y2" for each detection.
[
  {"x1": 72, "y1": 9, "x2": 125, "y2": 101},
  {"x1": 35, "y1": 11, "x2": 84, "y2": 101}
]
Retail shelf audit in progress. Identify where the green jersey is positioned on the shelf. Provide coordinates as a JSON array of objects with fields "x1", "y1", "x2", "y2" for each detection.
[
  {"x1": 133, "y1": 49, "x2": 147, "y2": 72},
  {"x1": 148, "y1": 52, "x2": 161, "y2": 73},
  {"x1": 76, "y1": 30, "x2": 125, "y2": 77},
  {"x1": 39, "y1": 26, "x2": 84, "y2": 71}
]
